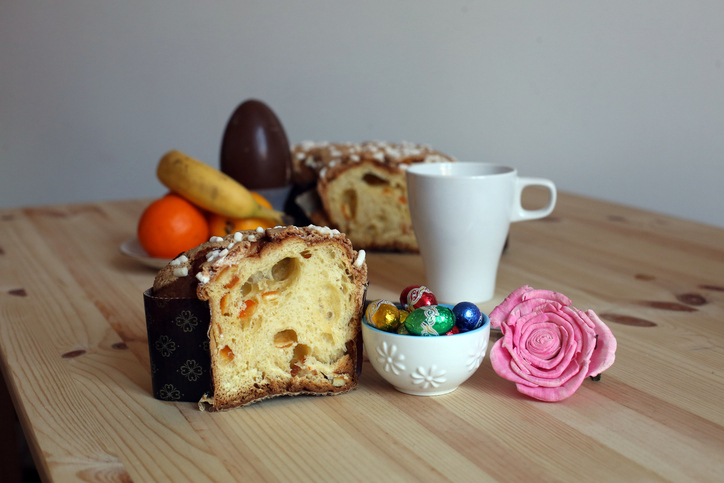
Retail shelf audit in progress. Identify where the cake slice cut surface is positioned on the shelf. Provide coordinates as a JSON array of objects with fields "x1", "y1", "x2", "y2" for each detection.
[{"x1": 153, "y1": 226, "x2": 368, "y2": 410}]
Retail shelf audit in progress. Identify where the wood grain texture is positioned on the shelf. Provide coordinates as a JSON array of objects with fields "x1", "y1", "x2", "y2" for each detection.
[{"x1": 1, "y1": 192, "x2": 723, "y2": 482}]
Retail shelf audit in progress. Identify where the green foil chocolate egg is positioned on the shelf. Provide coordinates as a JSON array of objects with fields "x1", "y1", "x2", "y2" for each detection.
[
  {"x1": 404, "y1": 305, "x2": 455, "y2": 336},
  {"x1": 365, "y1": 299, "x2": 400, "y2": 332}
]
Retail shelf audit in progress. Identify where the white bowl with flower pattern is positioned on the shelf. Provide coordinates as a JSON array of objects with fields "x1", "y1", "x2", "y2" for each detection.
[{"x1": 362, "y1": 305, "x2": 490, "y2": 396}]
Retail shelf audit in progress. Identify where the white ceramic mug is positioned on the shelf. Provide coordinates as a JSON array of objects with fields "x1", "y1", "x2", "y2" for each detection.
[{"x1": 406, "y1": 162, "x2": 556, "y2": 304}]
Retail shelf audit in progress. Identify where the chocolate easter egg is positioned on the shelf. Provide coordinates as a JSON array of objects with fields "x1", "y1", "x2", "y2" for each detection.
[
  {"x1": 452, "y1": 302, "x2": 483, "y2": 333},
  {"x1": 399, "y1": 309, "x2": 410, "y2": 325},
  {"x1": 404, "y1": 305, "x2": 454, "y2": 336},
  {"x1": 365, "y1": 299, "x2": 400, "y2": 332},
  {"x1": 406, "y1": 286, "x2": 437, "y2": 312},
  {"x1": 399, "y1": 285, "x2": 421, "y2": 307},
  {"x1": 220, "y1": 99, "x2": 292, "y2": 190}
]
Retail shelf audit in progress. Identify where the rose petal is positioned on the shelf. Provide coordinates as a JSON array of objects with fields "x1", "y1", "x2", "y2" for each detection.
[
  {"x1": 490, "y1": 339, "x2": 536, "y2": 387},
  {"x1": 510, "y1": 355, "x2": 581, "y2": 388},
  {"x1": 489, "y1": 286, "x2": 534, "y2": 329},
  {"x1": 521, "y1": 289, "x2": 572, "y2": 307},
  {"x1": 562, "y1": 306, "x2": 597, "y2": 362},
  {"x1": 516, "y1": 360, "x2": 591, "y2": 402},
  {"x1": 585, "y1": 309, "x2": 617, "y2": 376},
  {"x1": 499, "y1": 331, "x2": 533, "y2": 375},
  {"x1": 511, "y1": 299, "x2": 565, "y2": 323},
  {"x1": 523, "y1": 324, "x2": 561, "y2": 359},
  {"x1": 499, "y1": 300, "x2": 556, "y2": 341},
  {"x1": 515, "y1": 321, "x2": 562, "y2": 368},
  {"x1": 514, "y1": 312, "x2": 575, "y2": 375},
  {"x1": 506, "y1": 335, "x2": 576, "y2": 381}
]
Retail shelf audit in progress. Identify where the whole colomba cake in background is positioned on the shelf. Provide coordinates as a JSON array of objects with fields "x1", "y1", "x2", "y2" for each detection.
[
  {"x1": 291, "y1": 141, "x2": 455, "y2": 252},
  {"x1": 148, "y1": 225, "x2": 368, "y2": 410}
]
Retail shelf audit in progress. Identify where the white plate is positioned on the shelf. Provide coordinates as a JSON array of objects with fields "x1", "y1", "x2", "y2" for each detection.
[{"x1": 119, "y1": 237, "x2": 170, "y2": 269}]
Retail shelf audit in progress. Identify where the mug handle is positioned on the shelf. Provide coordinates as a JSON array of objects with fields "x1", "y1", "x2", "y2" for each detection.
[{"x1": 511, "y1": 177, "x2": 557, "y2": 222}]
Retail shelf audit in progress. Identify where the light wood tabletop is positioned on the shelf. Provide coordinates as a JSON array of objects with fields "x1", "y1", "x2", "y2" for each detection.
[{"x1": 1, "y1": 191, "x2": 723, "y2": 482}]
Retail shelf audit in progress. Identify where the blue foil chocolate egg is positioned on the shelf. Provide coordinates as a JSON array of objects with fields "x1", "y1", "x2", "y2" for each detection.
[{"x1": 452, "y1": 302, "x2": 483, "y2": 333}]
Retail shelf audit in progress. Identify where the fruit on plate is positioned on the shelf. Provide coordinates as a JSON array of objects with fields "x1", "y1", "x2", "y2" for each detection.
[
  {"x1": 157, "y1": 150, "x2": 285, "y2": 224},
  {"x1": 208, "y1": 214, "x2": 276, "y2": 237},
  {"x1": 248, "y1": 191, "x2": 274, "y2": 210},
  {"x1": 137, "y1": 193, "x2": 210, "y2": 259},
  {"x1": 207, "y1": 190, "x2": 277, "y2": 236}
]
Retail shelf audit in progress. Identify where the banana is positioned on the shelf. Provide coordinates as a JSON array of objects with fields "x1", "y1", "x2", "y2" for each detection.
[{"x1": 156, "y1": 150, "x2": 285, "y2": 224}]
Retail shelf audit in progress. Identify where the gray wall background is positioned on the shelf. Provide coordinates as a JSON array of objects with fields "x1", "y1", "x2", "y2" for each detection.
[{"x1": 2, "y1": 1, "x2": 723, "y2": 227}]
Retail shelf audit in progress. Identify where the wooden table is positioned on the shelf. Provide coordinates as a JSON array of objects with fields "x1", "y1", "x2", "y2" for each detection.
[{"x1": 1, "y1": 191, "x2": 723, "y2": 482}]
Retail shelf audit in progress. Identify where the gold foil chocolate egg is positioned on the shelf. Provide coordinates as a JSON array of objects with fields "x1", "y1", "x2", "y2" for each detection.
[
  {"x1": 365, "y1": 299, "x2": 400, "y2": 332},
  {"x1": 399, "y1": 309, "x2": 410, "y2": 325}
]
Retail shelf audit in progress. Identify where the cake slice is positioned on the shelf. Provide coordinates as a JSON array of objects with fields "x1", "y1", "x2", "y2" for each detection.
[
  {"x1": 153, "y1": 225, "x2": 368, "y2": 410},
  {"x1": 291, "y1": 141, "x2": 455, "y2": 252}
]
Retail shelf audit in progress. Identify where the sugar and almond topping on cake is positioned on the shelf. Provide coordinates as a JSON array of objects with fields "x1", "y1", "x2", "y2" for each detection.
[
  {"x1": 166, "y1": 225, "x2": 353, "y2": 287},
  {"x1": 293, "y1": 141, "x2": 452, "y2": 177}
]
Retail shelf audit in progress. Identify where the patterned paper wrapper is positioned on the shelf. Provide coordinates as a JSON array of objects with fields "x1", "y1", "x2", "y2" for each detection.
[{"x1": 143, "y1": 288, "x2": 212, "y2": 402}]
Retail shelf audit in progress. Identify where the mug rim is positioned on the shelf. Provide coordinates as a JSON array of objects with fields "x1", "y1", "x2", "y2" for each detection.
[{"x1": 406, "y1": 162, "x2": 515, "y2": 178}]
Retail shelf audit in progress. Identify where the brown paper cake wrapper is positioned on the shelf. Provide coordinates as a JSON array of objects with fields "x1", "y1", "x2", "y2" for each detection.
[{"x1": 143, "y1": 288, "x2": 212, "y2": 402}]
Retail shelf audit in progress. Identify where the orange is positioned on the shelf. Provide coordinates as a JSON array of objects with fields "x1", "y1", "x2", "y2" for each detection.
[
  {"x1": 208, "y1": 213, "x2": 277, "y2": 237},
  {"x1": 250, "y1": 191, "x2": 273, "y2": 209},
  {"x1": 207, "y1": 191, "x2": 277, "y2": 236},
  {"x1": 137, "y1": 193, "x2": 210, "y2": 259}
]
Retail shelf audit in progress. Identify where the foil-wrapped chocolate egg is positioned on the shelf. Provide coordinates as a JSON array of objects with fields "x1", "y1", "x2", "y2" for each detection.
[
  {"x1": 404, "y1": 305, "x2": 454, "y2": 336},
  {"x1": 365, "y1": 299, "x2": 400, "y2": 332},
  {"x1": 399, "y1": 285, "x2": 421, "y2": 307},
  {"x1": 452, "y1": 302, "x2": 483, "y2": 333},
  {"x1": 445, "y1": 326, "x2": 460, "y2": 336},
  {"x1": 399, "y1": 309, "x2": 410, "y2": 325},
  {"x1": 406, "y1": 286, "x2": 438, "y2": 312}
]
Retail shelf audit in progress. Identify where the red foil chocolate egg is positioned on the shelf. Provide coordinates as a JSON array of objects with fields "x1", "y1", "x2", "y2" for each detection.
[
  {"x1": 406, "y1": 286, "x2": 437, "y2": 311},
  {"x1": 399, "y1": 285, "x2": 421, "y2": 307}
]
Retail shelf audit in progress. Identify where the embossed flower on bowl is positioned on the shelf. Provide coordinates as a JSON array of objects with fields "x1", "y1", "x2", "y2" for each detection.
[{"x1": 375, "y1": 341, "x2": 406, "y2": 375}]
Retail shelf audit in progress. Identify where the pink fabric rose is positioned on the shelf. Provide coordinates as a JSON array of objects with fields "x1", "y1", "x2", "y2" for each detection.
[{"x1": 489, "y1": 286, "x2": 617, "y2": 402}]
